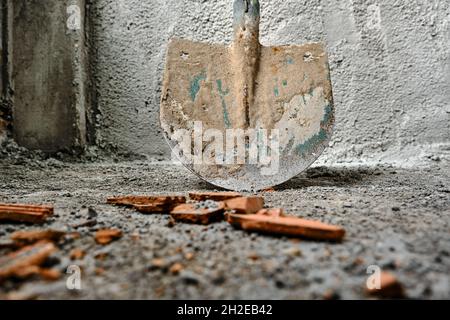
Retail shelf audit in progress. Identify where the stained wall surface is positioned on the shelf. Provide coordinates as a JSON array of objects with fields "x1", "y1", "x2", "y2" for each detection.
[{"x1": 89, "y1": 0, "x2": 450, "y2": 163}]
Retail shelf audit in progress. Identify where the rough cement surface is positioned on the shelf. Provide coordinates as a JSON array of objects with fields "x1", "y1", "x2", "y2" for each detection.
[
  {"x1": 11, "y1": 0, "x2": 86, "y2": 152},
  {"x1": 89, "y1": 0, "x2": 450, "y2": 162},
  {"x1": 0, "y1": 155, "x2": 448, "y2": 299}
]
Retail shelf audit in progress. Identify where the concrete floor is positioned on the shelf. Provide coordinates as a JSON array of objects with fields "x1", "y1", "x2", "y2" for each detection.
[{"x1": 0, "y1": 159, "x2": 449, "y2": 299}]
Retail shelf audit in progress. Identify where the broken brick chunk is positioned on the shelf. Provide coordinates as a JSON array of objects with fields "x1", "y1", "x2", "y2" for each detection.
[
  {"x1": 0, "y1": 203, "x2": 53, "y2": 224},
  {"x1": 12, "y1": 265, "x2": 41, "y2": 279},
  {"x1": 169, "y1": 263, "x2": 184, "y2": 275},
  {"x1": 95, "y1": 229, "x2": 123, "y2": 245},
  {"x1": 38, "y1": 268, "x2": 61, "y2": 281},
  {"x1": 70, "y1": 248, "x2": 86, "y2": 260},
  {"x1": 189, "y1": 192, "x2": 241, "y2": 202},
  {"x1": 107, "y1": 195, "x2": 186, "y2": 213},
  {"x1": 11, "y1": 229, "x2": 66, "y2": 246},
  {"x1": 0, "y1": 241, "x2": 57, "y2": 280},
  {"x1": 227, "y1": 214, "x2": 345, "y2": 241},
  {"x1": 171, "y1": 201, "x2": 225, "y2": 225},
  {"x1": 13, "y1": 266, "x2": 61, "y2": 281},
  {"x1": 256, "y1": 208, "x2": 284, "y2": 217},
  {"x1": 366, "y1": 272, "x2": 405, "y2": 299},
  {"x1": 225, "y1": 197, "x2": 264, "y2": 214}
]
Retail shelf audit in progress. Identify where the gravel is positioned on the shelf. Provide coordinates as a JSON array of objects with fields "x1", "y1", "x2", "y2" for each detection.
[{"x1": 0, "y1": 156, "x2": 449, "y2": 299}]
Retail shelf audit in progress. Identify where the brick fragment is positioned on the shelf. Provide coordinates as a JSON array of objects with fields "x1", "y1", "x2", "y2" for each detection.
[
  {"x1": 12, "y1": 265, "x2": 41, "y2": 279},
  {"x1": 11, "y1": 229, "x2": 66, "y2": 246},
  {"x1": 189, "y1": 192, "x2": 241, "y2": 202},
  {"x1": 0, "y1": 203, "x2": 53, "y2": 224},
  {"x1": 95, "y1": 229, "x2": 123, "y2": 245},
  {"x1": 169, "y1": 263, "x2": 184, "y2": 275},
  {"x1": 107, "y1": 195, "x2": 186, "y2": 214},
  {"x1": 70, "y1": 248, "x2": 86, "y2": 260},
  {"x1": 0, "y1": 241, "x2": 57, "y2": 280},
  {"x1": 256, "y1": 208, "x2": 284, "y2": 217},
  {"x1": 366, "y1": 272, "x2": 405, "y2": 299},
  {"x1": 38, "y1": 268, "x2": 61, "y2": 281},
  {"x1": 227, "y1": 214, "x2": 345, "y2": 241},
  {"x1": 171, "y1": 202, "x2": 225, "y2": 225},
  {"x1": 224, "y1": 197, "x2": 264, "y2": 214},
  {"x1": 10, "y1": 266, "x2": 61, "y2": 281},
  {"x1": 150, "y1": 258, "x2": 167, "y2": 270}
]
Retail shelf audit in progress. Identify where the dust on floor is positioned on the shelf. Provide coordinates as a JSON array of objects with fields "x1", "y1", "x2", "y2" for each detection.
[{"x1": 0, "y1": 160, "x2": 449, "y2": 299}]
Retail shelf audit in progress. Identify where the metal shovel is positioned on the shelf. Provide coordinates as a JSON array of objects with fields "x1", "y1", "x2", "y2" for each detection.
[{"x1": 160, "y1": 0, "x2": 334, "y2": 191}]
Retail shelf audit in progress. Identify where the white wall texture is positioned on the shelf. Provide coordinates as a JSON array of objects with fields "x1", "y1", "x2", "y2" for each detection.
[{"x1": 89, "y1": 0, "x2": 450, "y2": 165}]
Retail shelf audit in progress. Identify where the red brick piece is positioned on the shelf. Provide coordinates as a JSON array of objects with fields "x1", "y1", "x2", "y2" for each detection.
[
  {"x1": 366, "y1": 272, "x2": 405, "y2": 298},
  {"x1": 11, "y1": 229, "x2": 66, "y2": 246},
  {"x1": 0, "y1": 241, "x2": 57, "y2": 279},
  {"x1": 108, "y1": 195, "x2": 186, "y2": 214},
  {"x1": 0, "y1": 203, "x2": 53, "y2": 224},
  {"x1": 189, "y1": 192, "x2": 242, "y2": 202},
  {"x1": 70, "y1": 248, "x2": 86, "y2": 260},
  {"x1": 95, "y1": 229, "x2": 123, "y2": 245},
  {"x1": 225, "y1": 197, "x2": 264, "y2": 214},
  {"x1": 256, "y1": 208, "x2": 285, "y2": 217},
  {"x1": 227, "y1": 214, "x2": 345, "y2": 241},
  {"x1": 107, "y1": 195, "x2": 185, "y2": 206},
  {"x1": 171, "y1": 202, "x2": 225, "y2": 225}
]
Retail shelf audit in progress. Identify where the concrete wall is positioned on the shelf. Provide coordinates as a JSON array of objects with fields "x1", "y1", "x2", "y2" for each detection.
[
  {"x1": 11, "y1": 0, "x2": 87, "y2": 152},
  {"x1": 89, "y1": 0, "x2": 450, "y2": 163},
  {"x1": 0, "y1": 0, "x2": 10, "y2": 144}
]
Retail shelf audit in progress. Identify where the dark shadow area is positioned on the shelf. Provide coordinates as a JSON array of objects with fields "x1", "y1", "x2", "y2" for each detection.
[
  {"x1": 190, "y1": 166, "x2": 386, "y2": 191},
  {"x1": 274, "y1": 166, "x2": 384, "y2": 190}
]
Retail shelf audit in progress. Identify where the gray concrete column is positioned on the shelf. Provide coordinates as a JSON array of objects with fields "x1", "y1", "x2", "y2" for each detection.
[
  {"x1": 0, "y1": 0, "x2": 11, "y2": 143},
  {"x1": 11, "y1": 0, "x2": 87, "y2": 152}
]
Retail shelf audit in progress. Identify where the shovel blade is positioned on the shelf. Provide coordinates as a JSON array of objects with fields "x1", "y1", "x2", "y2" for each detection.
[{"x1": 161, "y1": 38, "x2": 334, "y2": 191}]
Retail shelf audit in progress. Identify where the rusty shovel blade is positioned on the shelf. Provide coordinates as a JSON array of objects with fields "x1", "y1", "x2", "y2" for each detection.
[{"x1": 161, "y1": 0, "x2": 334, "y2": 191}]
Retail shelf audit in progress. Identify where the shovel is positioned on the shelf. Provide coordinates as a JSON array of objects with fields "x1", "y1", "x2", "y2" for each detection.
[{"x1": 160, "y1": 0, "x2": 334, "y2": 191}]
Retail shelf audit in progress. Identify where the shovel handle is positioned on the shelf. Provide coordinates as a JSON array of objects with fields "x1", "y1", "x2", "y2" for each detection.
[
  {"x1": 233, "y1": 0, "x2": 260, "y2": 35},
  {"x1": 232, "y1": 0, "x2": 261, "y2": 128}
]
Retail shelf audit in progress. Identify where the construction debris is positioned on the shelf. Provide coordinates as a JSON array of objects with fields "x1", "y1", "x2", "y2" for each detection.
[
  {"x1": 224, "y1": 197, "x2": 264, "y2": 214},
  {"x1": 12, "y1": 266, "x2": 61, "y2": 281},
  {"x1": 189, "y1": 192, "x2": 241, "y2": 202},
  {"x1": 95, "y1": 229, "x2": 123, "y2": 245},
  {"x1": 69, "y1": 248, "x2": 86, "y2": 260},
  {"x1": 366, "y1": 272, "x2": 405, "y2": 299},
  {"x1": 227, "y1": 213, "x2": 345, "y2": 241},
  {"x1": 169, "y1": 263, "x2": 184, "y2": 275},
  {"x1": 256, "y1": 208, "x2": 285, "y2": 217},
  {"x1": 0, "y1": 241, "x2": 57, "y2": 280},
  {"x1": 10, "y1": 229, "x2": 66, "y2": 246},
  {"x1": 38, "y1": 268, "x2": 61, "y2": 281},
  {"x1": 0, "y1": 203, "x2": 53, "y2": 224},
  {"x1": 171, "y1": 201, "x2": 225, "y2": 225},
  {"x1": 107, "y1": 195, "x2": 186, "y2": 213}
]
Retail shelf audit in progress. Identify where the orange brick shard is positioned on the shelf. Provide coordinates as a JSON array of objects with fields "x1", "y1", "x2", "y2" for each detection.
[
  {"x1": 0, "y1": 203, "x2": 53, "y2": 224},
  {"x1": 227, "y1": 214, "x2": 345, "y2": 241},
  {"x1": 256, "y1": 208, "x2": 284, "y2": 217},
  {"x1": 224, "y1": 197, "x2": 264, "y2": 214},
  {"x1": 70, "y1": 248, "x2": 86, "y2": 260},
  {"x1": 107, "y1": 195, "x2": 186, "y2": 214},
  {"x1": 366, "y1": 272, "x2": 405, "y2": 299},
  {"x1": 95, "y1": 229, "x2": 123, "y2": 245},
  {"x1": 11, "y1": 229, "x2": 66, "y2": 245},
  {"x1": 107, "y1": 195, "x2": 186, "y2": 207},
  {"x1": 189, "y1": 192, "x2": 242, "y2": 202},
  {"x1": 0, "y1": 241, "x2": 57, "y2": 279},
  {"x1": 170, "y1": 202, "x2": 225, "y2": 225}
]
